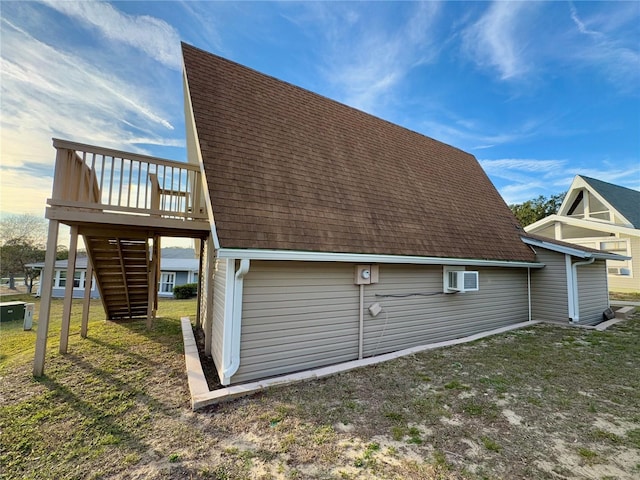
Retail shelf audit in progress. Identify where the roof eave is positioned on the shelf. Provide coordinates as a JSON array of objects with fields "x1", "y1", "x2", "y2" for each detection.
[
  {"x1": 525, "y1": 215, "x2": 639, "y2": 236},
  {"x1": 521, "y1": 236, "x2": 630, "y2": 261},
  {"x1": 216, "y1": 248, "x2": 543, "y2": 268}
]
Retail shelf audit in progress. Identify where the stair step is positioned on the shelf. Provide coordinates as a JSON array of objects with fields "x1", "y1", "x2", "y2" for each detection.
[{"x1": 85, "y1": 235, "x2": 155, "y2": 322}]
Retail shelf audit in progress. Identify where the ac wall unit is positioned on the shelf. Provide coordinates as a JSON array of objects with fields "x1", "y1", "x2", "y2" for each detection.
[{"x1": 447, "y1": 271, "x2": 479, "y2": 293}]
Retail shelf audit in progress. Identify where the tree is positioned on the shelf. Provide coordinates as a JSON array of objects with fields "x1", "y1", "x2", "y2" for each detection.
[
  {"x1": 509, "y1": 193, "x2": 565, "y2": 227},
  {"x1": 0, "y1": 214, "x2": 48, "y2": 292}
]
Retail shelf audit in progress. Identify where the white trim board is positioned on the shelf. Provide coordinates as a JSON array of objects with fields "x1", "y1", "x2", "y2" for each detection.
[
  {"x1": 184, "y1": 320, "x2": 540, "y2": 410},
  {"x1": 521, "y1": 236, "x2": 630, "y2": 261},
  {"x1": 525, "y1": 214, "x2": 639, "y2": 237},
  {"x1": 216, "y1": 248, "x2": 543, "y2": 268}
]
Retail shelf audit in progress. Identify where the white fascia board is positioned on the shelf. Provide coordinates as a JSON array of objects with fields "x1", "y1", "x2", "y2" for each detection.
[
  {"x1": 216, "y1": 248, "x2": 544, "y2": 268},
  {"x1": 524, "y1": 214, "x2": 562, "y2": 233},
  {"x1": 525, "y1": 215, "x2": 639, "y2": 237},
  {"x1": 522, "y1": 236, "x2": 591, "y2": 258},
  {"x1": 521, "y1": 237, "x2": 631, "y2": 261},
  {"x1": 182, "y1": 67, "x2": 220, "y2": 251},
  {"x1": 557, "y1": 177, "x2": 580, "y2": 216}
]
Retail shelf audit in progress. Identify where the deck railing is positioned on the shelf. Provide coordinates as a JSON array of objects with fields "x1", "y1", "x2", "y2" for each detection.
[{"x1": 49, "y1": 138, "x2": 207, "y2": 222}]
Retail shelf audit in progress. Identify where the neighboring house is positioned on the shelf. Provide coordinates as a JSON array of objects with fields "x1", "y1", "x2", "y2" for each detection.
[
  {"x1": 181, "y1": 44, "x2": 625, "y2": 386},
  {"x1": 30, "y1": 257, "x2": 199, "y2": 299},
  {"x1": 525, "y1": 175, "x2": 640, "y2": 293}
]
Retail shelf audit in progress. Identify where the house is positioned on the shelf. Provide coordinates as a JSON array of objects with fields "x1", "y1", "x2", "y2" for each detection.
[
  {"x1": 181, "y1": 43, "x2": 624, "y2": 386},
  {"x1": 525, "y1": 175, "x2": 640, "y2": 293},
  {"x1": 29, "y1": 257, "x2": 199, "y2": 299},
  {"x1": 33, "y1": 43, "x2": 625, "y2": 386}
]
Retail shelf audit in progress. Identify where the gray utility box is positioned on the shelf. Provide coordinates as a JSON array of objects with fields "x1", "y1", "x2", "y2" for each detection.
[
  {"x1": 24, "y1": 303, "x2": 35, "y2": 330},
  {"x1": 0, "y1": 301, "x2": 26, "y2": 322}
]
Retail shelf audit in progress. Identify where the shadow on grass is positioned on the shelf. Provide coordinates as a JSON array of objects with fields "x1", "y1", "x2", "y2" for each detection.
[{"x1": 35, "y1": 370, "x2": 148, "y2": 450}]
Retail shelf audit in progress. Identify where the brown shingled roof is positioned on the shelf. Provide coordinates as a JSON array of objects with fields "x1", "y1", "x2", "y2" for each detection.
[{"x1": 182, "y1": 43, "x2": 535, "y2": 263}]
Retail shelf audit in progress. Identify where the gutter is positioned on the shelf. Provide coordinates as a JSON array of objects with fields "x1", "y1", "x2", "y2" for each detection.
[
  {"x1": 527, "y1": 267, "x2": 532, "y2": 322},
  {"x1": 570, "y1": 257, "x2": 595, "y2": 323},
  {"x1": 221, "y1": 259, "x2": 250, "y2": 384},
  {"x1": 216, "y1": 248, "x2": 542, "y2": 268}
]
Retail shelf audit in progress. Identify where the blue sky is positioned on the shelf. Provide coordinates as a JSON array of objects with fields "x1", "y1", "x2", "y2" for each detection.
[{"x1": 1, "y1": 1, "x2": 639, "y2": 222}]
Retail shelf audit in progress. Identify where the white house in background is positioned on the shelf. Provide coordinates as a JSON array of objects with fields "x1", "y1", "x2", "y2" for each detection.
[
  {"x1": 31, "y1": 257, "x2": 199, "y2": 299},
  {"x1": 525, "y1": 175, "x2": 640, "y2": 293}
]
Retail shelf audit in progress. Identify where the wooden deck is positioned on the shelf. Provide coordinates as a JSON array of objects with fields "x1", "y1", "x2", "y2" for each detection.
[{"x1": 34, "y1": 139, "x2": 211, "y2": 375}]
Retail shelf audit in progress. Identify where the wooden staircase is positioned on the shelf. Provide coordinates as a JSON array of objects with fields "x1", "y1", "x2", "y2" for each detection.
[{"x1": 85, "y1": 237, "x2": 155, "y2": 320}]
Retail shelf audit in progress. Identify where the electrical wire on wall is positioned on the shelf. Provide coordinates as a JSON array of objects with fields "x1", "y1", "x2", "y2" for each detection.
[
  {"x1": 369, "y1": 291, "x2": 447, "y2": 356},
  {"x1": 374, "y1": 291, "x2": 445, "y2": 298},
  {"x1": 371, "y1": 308, "x2": 390, "y2": 357}
]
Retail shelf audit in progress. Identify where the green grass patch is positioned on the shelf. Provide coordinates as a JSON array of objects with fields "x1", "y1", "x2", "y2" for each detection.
[
  {"x1": 444, "y1": 379, "x2": 470, "y2": 390},
  {"x1": 481, "y1": 436, "x2": 502, "y2": 452},
  {"x1": 577, "y1": 447, "x2": 599, "y2": 464}
]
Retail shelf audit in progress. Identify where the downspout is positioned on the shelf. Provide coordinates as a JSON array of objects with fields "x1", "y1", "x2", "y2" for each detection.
[
  {"x1": 527, "y1": 267, "x2": 532, "y2": 322},
  {"x1": 570, "y1": 257, "x2": 595, "y2": 323},
  {"x1": 221, "y1": 258, "x2": 250, "y2": 383},
  {"x1": 565, "y1": 255, "x2": 576, "y2": 321},
  {"x1": 358, "y1": 284, "x2": 364, "y2": 360}
]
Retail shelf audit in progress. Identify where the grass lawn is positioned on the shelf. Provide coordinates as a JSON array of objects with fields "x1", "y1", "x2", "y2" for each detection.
[{"x1": 1, "y1": 295, "x2": 639, "y2": 479}]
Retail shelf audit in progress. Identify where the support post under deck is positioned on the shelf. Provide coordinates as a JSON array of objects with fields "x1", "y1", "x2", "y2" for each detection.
[
  {"x1": 60, "y1": 225, "x2": 79, "y2": 353},
  {"x1": 33, "y1": 220, "x2": 60, "y2": 376},
  {"x1": 81, "y1": 243, "x2": 93, "y2": 338}
]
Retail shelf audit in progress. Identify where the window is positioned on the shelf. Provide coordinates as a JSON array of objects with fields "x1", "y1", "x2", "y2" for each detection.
[
  {"x1": 54, "y1": 270, "x2": 93, "y2": 289},
  {"x1": 55, "y1": 270, "x2": 67, "y2": 288},
  {"x1": 159, "y1": 272, "x2": 175, "y2": 293},
  {"x1": 600, "y1": 240, "x2": 631, "y2": 276}
]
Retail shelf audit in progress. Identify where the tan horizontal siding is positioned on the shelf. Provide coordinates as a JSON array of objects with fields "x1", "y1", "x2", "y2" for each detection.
[
  {"x1": 531, "y1": 249, "x2": 569, "y2": 322},
  {"x1": 578, "y1": 260, "x2": 609, "y2": 325},
  {"x1": 231, "y1": 261, "x2": 529, "y2": 384},
  {"x1": 362, "y1": 265, "x2": 528, "y2": 357},
  {"x1": 232, "y1": 261, "x2": 359, "y2": 384}
]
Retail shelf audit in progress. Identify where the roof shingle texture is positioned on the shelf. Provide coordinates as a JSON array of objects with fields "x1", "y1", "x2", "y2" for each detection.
[{"x1": 182, "y1": 43, "x2": 536, "y2": 262}]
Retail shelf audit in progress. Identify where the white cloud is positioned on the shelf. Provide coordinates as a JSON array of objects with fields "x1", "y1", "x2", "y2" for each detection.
[
  {"x1": 41, "y1": 0, "x2": 182, "y2": 70},
  {"x1": 569, "y1": 4, "x2": 602, "y2": 37},
  {"x1": 480, "y1": 159, "x2": 567, "y2": 173},
  {"x1": 0, "y1": 17, "x2": 180, "y2": 165},
  {"x1": 419, "y1": 119, "x2": 534, "y2": 152},
  {"x1": 566, "y1": 3, "x2": 640, "y2": 94},
  {"x1": 311, "y1": 2, "x2": 442, "y2": 113},
  {"x1": 479, "y1": 158, "x2": 568, "y2": 204},
  {"x1": 0, "y1": 9, "x2": 184, "y2": 222},
  {"x1": 462, "y1": 2, "x2": 537, "y2": 80},
  {"x1": 0, "y1": 166, "x2": 53, "y2": 217},
  {"x1": 480, "y1": 157, "x2": 640, "y2": 204}
]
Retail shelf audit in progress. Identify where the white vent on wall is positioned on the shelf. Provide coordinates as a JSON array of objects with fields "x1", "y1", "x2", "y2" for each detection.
[{"x1": 446, "y1": 270, "x2": 479, "y2": 293}]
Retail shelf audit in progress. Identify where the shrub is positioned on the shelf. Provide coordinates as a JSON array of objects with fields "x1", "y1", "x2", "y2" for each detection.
[{"x1": 173, "y1": 283, "x2": 197, "y2": 299}]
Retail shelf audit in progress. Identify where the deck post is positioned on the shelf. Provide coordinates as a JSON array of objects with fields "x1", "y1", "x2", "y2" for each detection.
[
  {"x1": 146, "y1": 235, "x2": 160, "y2": 329},
  {"x1": 81, "y1": 248, "x2": 93, "y2": 338},
  {"x1": 59, "y1": 225, "x2": 79, "y2": 353},
  {"x1": 154, "y1": 235, "x2": 160, "y2": 315},
  {"x1": 33, "y1": 220, "x2": 60, "y2": 376}
]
